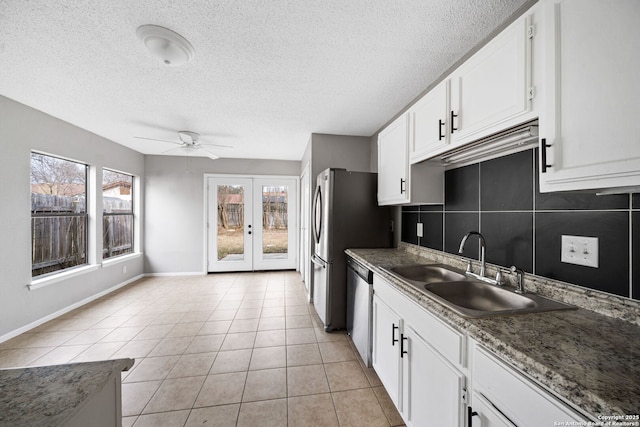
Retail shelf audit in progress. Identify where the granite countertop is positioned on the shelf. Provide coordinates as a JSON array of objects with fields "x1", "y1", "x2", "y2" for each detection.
[
  {"x1": 0, "y1": 358, "x2": 134, "y2": 427},
  {"x1": 346, "y1": 246, "x2": 640, "y2": 420}
]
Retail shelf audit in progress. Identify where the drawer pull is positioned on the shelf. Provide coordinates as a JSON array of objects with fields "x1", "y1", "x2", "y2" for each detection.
[
  {"x1": 451, "y1": 110, "x2": 458, "y2": 133},
  {"x1": 400, "y1": 334, "x2": 408, "y2": 358},
  {"x1": 467, "y1": 407, "x2": 479, "y2": 426},
  {"x1": 541, "y1": 138, "x2": 552, "y2": 173}
]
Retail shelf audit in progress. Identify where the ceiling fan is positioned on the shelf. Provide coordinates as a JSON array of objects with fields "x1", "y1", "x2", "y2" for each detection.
[{"x1": 134, "y1": 130, "x2": 232, "y2": 160}]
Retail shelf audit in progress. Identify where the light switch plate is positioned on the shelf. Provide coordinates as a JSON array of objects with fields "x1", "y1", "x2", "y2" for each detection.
[
  {"x1": 416, "y1": 223, "x2": 423, "y2": 238},
  {"x1": 561, "y1": 235, "x2": 599, "y2": 268}
]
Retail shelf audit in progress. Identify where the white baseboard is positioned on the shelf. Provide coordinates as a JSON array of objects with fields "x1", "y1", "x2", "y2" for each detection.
[
  {"x1": 0, "y1": 274, "x2": 145, "y2": 344},
  {"x1": 144, "y1": 272, "x2": 206, "y2": 277}
]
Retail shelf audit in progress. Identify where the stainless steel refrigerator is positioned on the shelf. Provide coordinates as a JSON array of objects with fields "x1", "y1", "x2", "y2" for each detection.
[{"x1": 311, "y1": 168, "x2": 392, "y2": 331}]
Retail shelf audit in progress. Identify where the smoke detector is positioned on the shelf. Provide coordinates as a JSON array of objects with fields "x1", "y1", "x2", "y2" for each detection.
[{"x1": 136, "y1": 25, "x2": 194, "y2": 67}]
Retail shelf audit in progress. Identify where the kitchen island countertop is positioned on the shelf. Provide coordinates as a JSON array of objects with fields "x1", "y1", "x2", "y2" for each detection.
[{"x1": 0, "y1": 358, "x2": 134, "y2": 427}]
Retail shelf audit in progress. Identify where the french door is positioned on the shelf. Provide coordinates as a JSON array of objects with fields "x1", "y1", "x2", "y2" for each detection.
[{"x1": 207, "y1": 175, "x2": 298, "y2": 272}]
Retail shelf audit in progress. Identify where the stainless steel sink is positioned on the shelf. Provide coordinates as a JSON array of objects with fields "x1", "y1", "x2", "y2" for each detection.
[
  {"x1": 425, "y1": 281, "x2": 535, "y2": 311},
  {"x1": 381, "y1": 264, "x2": 576, "y2": 318},
  {"x1": 384, "y1": 264, "x2": 466, "y2": 284},
  {"x1": 424, "y1": 280, "x2": 576, "y2": 318}
]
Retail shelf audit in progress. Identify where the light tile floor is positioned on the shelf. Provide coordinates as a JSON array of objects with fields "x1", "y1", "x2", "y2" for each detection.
[{"x1": 0, "y1": 271, "x2": 405, "y2": 427}]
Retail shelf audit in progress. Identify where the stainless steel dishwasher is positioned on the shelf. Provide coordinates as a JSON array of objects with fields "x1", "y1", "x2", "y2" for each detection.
[{"x1": 346, "y1": 256, "x2": 374, "y2": 368}]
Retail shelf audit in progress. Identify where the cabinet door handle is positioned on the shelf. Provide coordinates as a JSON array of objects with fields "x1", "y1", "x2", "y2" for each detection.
[
  {"x1": 391, "y1": 324, "x2": 399, "y2": 346},
  {"x1": 400, "y1": 334, "x2": 408, "y2": 358},
  {"x1": 467, "y1": 407, "x2": 479, "y2": 426},
  {"x1": 541, "y1": 138, "x2": 552, "y2": 173},
  {"x1": 400, "y1": 178, "x2": 406, "y2": 194},
  {"x1": 438, "y1": 119, "x2": 445, "y2": 140},
  {"x1": 451, "y1": 110, "x2": 458, "y2": 134}
]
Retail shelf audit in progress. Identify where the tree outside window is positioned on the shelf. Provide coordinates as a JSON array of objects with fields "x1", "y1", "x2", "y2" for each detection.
[
  {"x1": 30, "y1": 152, "x2": 87, "y2": 277},
  {"x1": 103, "y1": 169, "x2": 134, "y2": 259}
]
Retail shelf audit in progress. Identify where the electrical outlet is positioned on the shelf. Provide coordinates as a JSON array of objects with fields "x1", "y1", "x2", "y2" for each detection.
[
  {"x1": 122, "y1": 266, "x2": 127, "y2": 274},
  {"x1": 561, "y1": 235, "x2": 598, "y2": 268},
  {"x1": 416, "y1": 223, "x2": 423, "y2": 238}
]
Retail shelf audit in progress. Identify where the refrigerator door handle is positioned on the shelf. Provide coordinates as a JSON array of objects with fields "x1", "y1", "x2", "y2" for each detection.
[
  {"x1": 311, "y1": 253, "x2": 326, "y2": 268},
  {"x1": 312, "y1": 185, "x2": 323, "y2": 244}
]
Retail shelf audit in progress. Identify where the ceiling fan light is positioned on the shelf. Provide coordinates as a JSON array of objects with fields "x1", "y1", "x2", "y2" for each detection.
[
  {"x1": 136, "y1": 25, "x2": 194, "y2": 67},
  {"x1": 178, "y1": 130, "x2": 199, "y2": 144}
]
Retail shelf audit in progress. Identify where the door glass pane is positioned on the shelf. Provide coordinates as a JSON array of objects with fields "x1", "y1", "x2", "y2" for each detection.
[
  {"x1": 262, "y1": 185, "x2": 288, "y2": 259},
  {"x1": 217, "y1": 185, "x2": 245, "y2": 261}
]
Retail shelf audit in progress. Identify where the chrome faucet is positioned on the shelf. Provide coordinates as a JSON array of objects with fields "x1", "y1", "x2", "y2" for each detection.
[{"x1": 458, "y1": 231, "x2": 486, "y2": 278}]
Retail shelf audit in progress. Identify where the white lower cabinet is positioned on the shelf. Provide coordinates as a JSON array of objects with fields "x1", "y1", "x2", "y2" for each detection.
[
  {"x1": 469, "y1": 342, "x2": 588, "y2": 427},
  {"x1": 372, "y1": 294, "x2": 402, "y2": 406},
  {"x1": 402, "y1": 324, "x2": 465, "y2": 427},
  {"x1": 372, "y1": 275, "x2": 592, "y2": 427},
  {"x1": 469, "y1": 392, "x2": 516, "y2": 427},
  {"x1": 373, "y1": 275, "x2": 466, "y2": 427}
]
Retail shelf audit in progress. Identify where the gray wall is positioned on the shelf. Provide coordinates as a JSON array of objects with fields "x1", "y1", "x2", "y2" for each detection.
[
  {"x1": 0, "y1": 96, "x2": 145, "y2": 338},
  {"x1": 309, "y1": 133, "x2": 372, "y2": 180},
  {"x1": 144, "y1": 155, "x2": 301, "y2": 274}
]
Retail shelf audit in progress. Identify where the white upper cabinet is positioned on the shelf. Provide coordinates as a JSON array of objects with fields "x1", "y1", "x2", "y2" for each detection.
[
  {"x1": 378, "y1": 113, "x2": 411, "y2": 205},
  {"x1": 450, "y1": 13, "x2": 535, "y2": 147},
  {"x1": 539, "y1": 0, "x2": 640, "y2": 192},
  {"x1": 378, "y1": 113, "x2": 444, "y2": 206},
  {"x1": 409, "y1": 80, "x2": 450, "y2": 163},
  {"x1": 404, "y1": 6, "x2": 540, "y2": 166}
]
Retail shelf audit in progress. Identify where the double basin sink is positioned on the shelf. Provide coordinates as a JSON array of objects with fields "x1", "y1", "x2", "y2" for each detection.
[{"x1": 381, "y1": 264, "x2": 575, "y2": 318}]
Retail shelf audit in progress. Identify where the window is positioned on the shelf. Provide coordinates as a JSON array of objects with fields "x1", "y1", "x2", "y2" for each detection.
[
  {"x1": 102, "y1": 169, "x2": 134, "y2": 259},
  {"x1": 31, "y1": 152, "x2": 88, "y2": 277}
]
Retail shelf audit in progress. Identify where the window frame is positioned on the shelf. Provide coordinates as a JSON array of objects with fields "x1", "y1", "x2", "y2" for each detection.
[
  {"x1": 102, "y1": 169, "x2": 135, "y2": 260},
  {"x1": 30, "y1": 152, "x2": 89, "y2": 278}
]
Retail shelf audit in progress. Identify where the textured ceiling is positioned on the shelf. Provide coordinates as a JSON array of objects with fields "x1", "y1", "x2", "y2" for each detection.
[{"x1": 0, "y1": 0, "x2": 529, "y2": 161}]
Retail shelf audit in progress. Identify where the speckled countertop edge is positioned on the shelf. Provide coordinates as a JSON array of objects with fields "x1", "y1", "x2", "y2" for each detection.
[
  {"x1": 346, "y1": 245, "x2": 640, "y2": 419},
  {"x1": 0, "y1": 358, "x2": 134, "y2": 427}
]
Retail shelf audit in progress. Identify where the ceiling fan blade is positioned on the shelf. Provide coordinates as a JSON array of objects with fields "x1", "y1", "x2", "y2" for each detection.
[
  {"x1": 198, "y1": 146, "x2": 220, "y2": 160},
  {"x1": 161, "y1": 146, "x2": 184, "y2": 154},
  {"x1": 134, "y1": 136, "x2": 181, "y2": 145},
  {"x1": 199, "y1": 142, "x2": 233, "y2": 149}
]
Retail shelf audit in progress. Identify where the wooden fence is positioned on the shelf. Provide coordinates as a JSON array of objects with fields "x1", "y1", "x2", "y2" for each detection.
[
  {"x1": 31, "y1": 193, "x2": 133, "y2": 275},
  {"x1": 218, "y1": 196, "x2": 288, "y2": 230}
]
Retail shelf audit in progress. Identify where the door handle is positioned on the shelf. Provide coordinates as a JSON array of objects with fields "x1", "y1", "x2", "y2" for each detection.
[
  {"x1": 311, "y1": 254, "x2": 326, "y2": 268},
  {"x1": 438, "y1": 119, "x2": 445, "y2": 140}
]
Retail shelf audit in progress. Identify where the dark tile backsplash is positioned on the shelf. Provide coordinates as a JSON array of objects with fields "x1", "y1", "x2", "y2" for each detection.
[
  {"x1": 444, "y1": 212, "x2": 479, "y2": 257},
  {"x1": 535, "y1": 212, "x2": 629, "y2": 296},
  {"x1": 481, "y1": 212, "x2": 533, "y2": 271},
  {"x1": 444, "y1": 163, "x2": 479, "y2": 211},
  {"x1": 481, "y1": 150, "x2": 533, "y2": 211},
  {"x1": 401, "y1": 148, "x2": 638, "y2": 300},
  {"x1": 419, "y1": 211, "x2": 443, "y2": 250}
]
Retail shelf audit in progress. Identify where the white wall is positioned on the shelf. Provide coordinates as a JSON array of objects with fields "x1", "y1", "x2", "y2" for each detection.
[
  {"x1": 0, "y1": 96, "x2": 145, "y2": 338},
  {"x1": 144, "y1": 155, "x2": 301, "y2": 274}
]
